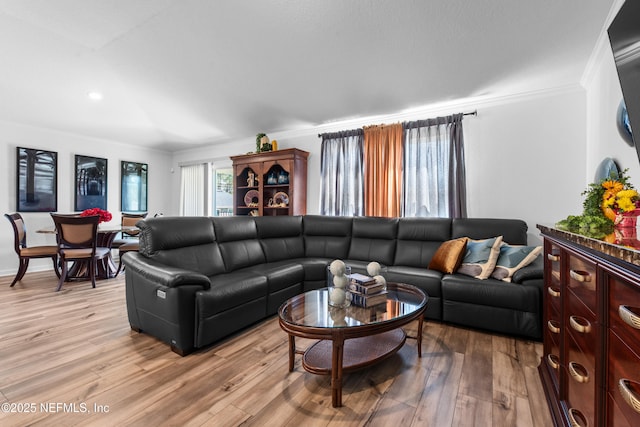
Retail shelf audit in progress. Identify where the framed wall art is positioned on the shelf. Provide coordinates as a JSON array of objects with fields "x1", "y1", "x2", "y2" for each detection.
[
  {"x1": 121, "y1": 161, "x2": 148, "y2": 212},
  {"x1": 16, "y1": 147, "x2": 58, "y2": 212},
  {"x1": 74, "y1": 155, "x2": 107, "y2": 211}
]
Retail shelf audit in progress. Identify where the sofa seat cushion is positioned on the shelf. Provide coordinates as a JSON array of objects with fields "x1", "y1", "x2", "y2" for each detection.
[
  {"x1": 441, "y1": 274, "x2": 539, "y2": 312},
  {"x1": 385, "y1": 266, "x2": 443, "y2": 296},
  {"x1": 385, "y1": 266, "x2": 443, "y2": 320},
  {"x1": 246, "y1": 261, "x2": 305, "y2": 293},
  {"x1": 198, "y1": 271, "x2": 268, "y2": 316}
]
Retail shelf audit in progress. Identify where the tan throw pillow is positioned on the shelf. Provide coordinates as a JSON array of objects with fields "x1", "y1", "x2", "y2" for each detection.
[
  {"x1": 457, "y1": 236, "x2": 503, "y2": 280},
  {"x1": 428, "y1": 238, "x2": 468, "y2": 274},
  {"x1": 490, "y1": 244, "x2": 542, "y2": 282}
]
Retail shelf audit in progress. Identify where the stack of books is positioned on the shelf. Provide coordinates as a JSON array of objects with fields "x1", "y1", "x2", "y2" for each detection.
[{"x1": 348, "y1": 273, "x2": 387, "y2": 307}]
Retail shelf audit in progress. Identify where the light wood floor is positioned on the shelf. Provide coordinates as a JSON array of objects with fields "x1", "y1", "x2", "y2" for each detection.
[{"x1": 0, "y1": 271, "x2": 553, "y2": 427}]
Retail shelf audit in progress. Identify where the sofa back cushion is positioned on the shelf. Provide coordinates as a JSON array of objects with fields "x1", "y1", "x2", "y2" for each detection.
[
  {"x1": 451, "y1": 218, "x2": 528, "y2": 245},
  {"x1": 213, "y1": 217, "x2": 266, "y2": 272},
  {"x1": 394, "y1": 218, "x2": 452, "y2": 267},
  {"x1": 137, "y1": 216, "x2": 226, "y2": 276},
  {"x1": 347, "y1": 217, "x2": 398, "y2": 265},
  {"x1": 255, "y1": 216, "x2": 305, "y2": 262},
  {"x1": 303, "y1": 215, "x2": 352, "y2": 259}
]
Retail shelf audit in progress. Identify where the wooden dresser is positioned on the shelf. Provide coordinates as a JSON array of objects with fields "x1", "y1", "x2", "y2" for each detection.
[{"x1": 538, "y1": 225, "x2": 640, "y2": 427}]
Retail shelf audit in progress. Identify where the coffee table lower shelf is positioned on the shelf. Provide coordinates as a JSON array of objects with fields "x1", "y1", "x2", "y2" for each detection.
[{"x1": 302, "y1": 328, "x2": 406, "y2": 375}]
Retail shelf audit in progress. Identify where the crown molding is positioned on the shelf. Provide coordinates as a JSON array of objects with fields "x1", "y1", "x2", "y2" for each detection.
[
  {"x1": 581, "y1": 0, "x2": 625, "y2": 89},
  {"x1": 270, "y1": 84, "x2": 585, "y2": 141}
]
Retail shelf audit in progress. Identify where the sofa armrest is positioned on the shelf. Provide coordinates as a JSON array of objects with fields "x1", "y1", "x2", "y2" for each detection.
[
  {"x1": 123, "y1": 252, "x2": 211, "y2": 289},
  {"x1": 511, "y1": 256, "x2": 543, "y2": 284},
  {"x1": 124, "y1": 252, "x2": 212, "y2": 355}
]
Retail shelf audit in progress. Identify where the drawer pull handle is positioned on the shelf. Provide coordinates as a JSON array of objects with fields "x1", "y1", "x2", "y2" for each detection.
[
  {"x1": 547, "y1": 253, "x2": 560, "y2": 262},
  {"x1": 568, "y1": 408, "x2": 588, "y2": 427},
  {"x1": 619, "y1": 379, "x2": 640, "y2": 414},
  {"x1": 547, "y1": 320, "x2": 560, "y2": 334},
  {"x1": 619, "y1": 305, "x2": 640, "y2": 330},
  {"x1": 569, "y1": 316, "x2": 592, "y2": 334},
  {"x1": 569, "y1": 270, "x2": 591, "y2": 283},
  {"x1": 547, "y1": 286, "x2": 560, "y2": 298},
  {"x1": 547, "y1": 354, "x2": 559, "y2": 370},
  {"x1": 568, "y1": 362, "x2": 589, "y2": 383}
]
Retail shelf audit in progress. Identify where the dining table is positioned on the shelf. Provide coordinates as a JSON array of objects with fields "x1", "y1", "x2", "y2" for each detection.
[{"x1": 37, "y1": 223, "x2": 138, "y2": 280}]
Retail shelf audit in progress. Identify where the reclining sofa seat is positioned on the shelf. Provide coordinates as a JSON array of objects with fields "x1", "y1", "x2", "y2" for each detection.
[
  {"x1": 444, "y1": 218, "x2": 542, "y2": 338},
  {"x1": 124, "y1": 215, "x2": 543, "y2": 355}
]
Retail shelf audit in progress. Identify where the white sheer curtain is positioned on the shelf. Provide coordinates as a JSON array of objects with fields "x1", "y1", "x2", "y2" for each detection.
[
  {"x1": 180, "y1": 163, "x2": 206, "y2": 216},
  {"x1": 319, "y1": 130, "x2": 364, "y2": 216},
  {"x1": 403, "y1": 114, "x2": 467, "y2": 218}
]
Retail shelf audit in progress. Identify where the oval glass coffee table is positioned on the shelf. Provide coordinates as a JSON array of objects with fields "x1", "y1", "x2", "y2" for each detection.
[{"x1": 278, "y1": 282, "x2": 428, "y2": 407}]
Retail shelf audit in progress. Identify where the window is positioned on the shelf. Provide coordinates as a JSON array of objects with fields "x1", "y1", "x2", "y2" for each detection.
[
  {"x1": 211, "y1": 167, "x2": 233, "y2": 216},
  {"x1": 319, "y1": 114, "x2": 466, "y2": 218},
  {"x1": 179, "y1": 161, "x2": 232, "y2": 217},
  {"x1": 179, "y1": 163, "x2": 206, "y2": 216}
]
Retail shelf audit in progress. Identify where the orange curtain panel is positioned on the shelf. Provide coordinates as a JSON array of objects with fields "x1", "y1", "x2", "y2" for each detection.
[{"x1": 363, "y1": 123, "x2": 403, "y2": 217}]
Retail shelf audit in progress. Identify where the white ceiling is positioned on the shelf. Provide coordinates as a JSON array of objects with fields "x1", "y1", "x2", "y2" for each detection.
[{"x1": 0, "y1": 0, "x2": 615, "y2": 152}]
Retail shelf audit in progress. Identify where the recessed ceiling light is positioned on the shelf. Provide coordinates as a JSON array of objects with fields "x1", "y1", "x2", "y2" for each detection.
[{"x1": 88, "y1": 91, "x2": 103, "y2": 101}]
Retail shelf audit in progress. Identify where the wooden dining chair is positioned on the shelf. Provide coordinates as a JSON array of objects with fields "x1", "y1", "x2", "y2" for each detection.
[
  {"x1": 51, "y1": 214, "x2": 111, "y2": 292},
  {"x1": 116, "y1": 240, "x2": 139, "y2": 275},
  {"x1": 111, "y1": 212, "x2": 147, "y2": 248},
  {"x1": 112, "y1": 212, "x2": 146, "y2": 275},
  {"x1": 4, "y1": 213, "x2": 60, "y2": 287}
]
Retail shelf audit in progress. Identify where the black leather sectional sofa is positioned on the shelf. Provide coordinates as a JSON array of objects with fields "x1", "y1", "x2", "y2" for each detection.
[{"x1": 123, "y1": 215, "x2": 543, "y2": 355}]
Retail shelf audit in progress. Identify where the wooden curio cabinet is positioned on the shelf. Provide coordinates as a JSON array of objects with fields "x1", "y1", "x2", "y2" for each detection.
[{"x1": 230, "y1": 148, "x2": 308, "y2": 216}]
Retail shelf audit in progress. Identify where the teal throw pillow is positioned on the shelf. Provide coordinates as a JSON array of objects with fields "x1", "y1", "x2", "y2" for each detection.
[
  {"x1": 491, "y1": 244, "x2": 542, "y2": 282},
  {"x1": 457, "y1": 236, "x2": 503, "y2": 280}
]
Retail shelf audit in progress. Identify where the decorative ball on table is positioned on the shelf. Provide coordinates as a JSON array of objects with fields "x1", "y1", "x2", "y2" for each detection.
[
  {"x1": 367, "y1": 261, "x2": 381, "y2": 276},
  {"x1": 333, "y1": 274, "x2": 349, "y2": 288},
  {"x1": 328, "y1": 259, "x2": 351, "y2": 307},
  {"x1": 329, "y1": 259, "x2": 347, "y2": 276},
  {"x1": 373, "y1": 275, "x2": 386, "y2": 286}
]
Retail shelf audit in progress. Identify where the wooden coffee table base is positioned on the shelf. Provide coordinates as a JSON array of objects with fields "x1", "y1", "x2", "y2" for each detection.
[
  {"x1": 303, "y1": 329, "x2": 406, "y2": 374},
  {"x1": 279, "y1": 284, "x2": 427, "y2": 407},
  {"x1": 291, "y1": 328, "x2": 411, "y2": 407}
]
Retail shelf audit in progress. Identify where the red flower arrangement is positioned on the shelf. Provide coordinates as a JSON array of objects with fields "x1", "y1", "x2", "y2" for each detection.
[{"x1": 80, "y1": 207, "x2": 112, "y2": 223}]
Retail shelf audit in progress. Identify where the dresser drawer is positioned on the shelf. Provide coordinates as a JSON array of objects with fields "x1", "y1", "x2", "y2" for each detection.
[
  {"x1": 566, "y1": 249, "x2": 597, "y2": 315},
  {"x1": 608, "y1": 330, "x2": 640, "y2": 426},
  {"x1": 547, "y1": 281, "x2": 561, "y2": 316},
  {"x1": 566, "y1": 288, "x2": 597, "y2": 355},
  {"x1": 546, "y1": 242, "x2": 561, "y2": 286},
  {"x1": 566, "y1": 332, "x2": 596, "y2": 426},
  {"x1": 608, "y1": 393, "x2": 635, "y2": 427},
  {"x1": 544, "y1": 325, "x2": 561, "y2": 395},
  {"x1": 608, "y1": 273, "x2": 640, "y2": 351}
]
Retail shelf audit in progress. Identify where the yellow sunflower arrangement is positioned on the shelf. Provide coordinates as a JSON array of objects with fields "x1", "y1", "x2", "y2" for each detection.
[{"x1": 556, "y1": 169, "x2": 638, "y2": 238}]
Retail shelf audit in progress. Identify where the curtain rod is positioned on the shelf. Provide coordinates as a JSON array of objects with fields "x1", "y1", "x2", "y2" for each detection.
[{"x1": 318, "y1": 110, "x2": 478, "y2": 137}]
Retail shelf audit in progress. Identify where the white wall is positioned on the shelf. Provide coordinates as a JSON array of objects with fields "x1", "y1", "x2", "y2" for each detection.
[
  {"x1": 0, "y1": 121, "x2": 172, "y2": 276},
  {"x1": 463, "y1": 89, "x2": 587, "y2": 244},
  {"x1": 583, "y1": 17, "x2": 640, "y2": 184},
  {"x1": 171, "y1": 87, "x2": 589, "y2": 246}
]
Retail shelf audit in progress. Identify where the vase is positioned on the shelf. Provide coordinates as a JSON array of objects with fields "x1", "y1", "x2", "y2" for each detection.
[
  {"x1": 613, "y1": 209, "x2": 640, "y2": 248},
  {"x1": 615, "y1": 209, "x2": 640, "y2": 228}
]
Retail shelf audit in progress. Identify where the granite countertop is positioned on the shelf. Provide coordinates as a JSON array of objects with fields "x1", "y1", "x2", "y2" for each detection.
[{"x1": 537, "y1": 224, "x2": 640, "y2": 266}]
